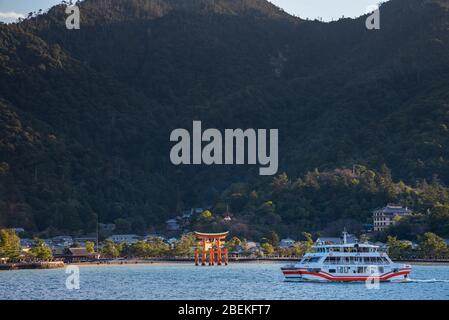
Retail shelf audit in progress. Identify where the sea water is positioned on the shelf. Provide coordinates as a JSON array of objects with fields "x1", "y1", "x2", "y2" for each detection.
[{"x1": 1, "y1": 263, "x2": 449, "y2": 300}]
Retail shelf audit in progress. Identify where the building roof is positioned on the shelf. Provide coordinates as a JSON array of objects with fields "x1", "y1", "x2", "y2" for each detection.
[
  {"x1": 374, "y1": 205, "x2": 412, "y2": 215},
  {"x1": 194, "y1": 231, "x2": 229, "y2": 239},
  {"x1": 245, "y1": 241, "x2": 259, "y2": 249},
  {"x1": 106, "y1": 235, "x2": 140, "y2": 242},
  {"x1": 52, "y1": 236, "x2": 73, "y2": 240},
  {"x1": 316, "y1": 237, "x2": 342, "y2": 244},
  {"x1": 68, "y1": 248, "x2": 93, "y2": 256},
  {"x1": 74, "y1": 237, "x2": 96, "y2": 241}
]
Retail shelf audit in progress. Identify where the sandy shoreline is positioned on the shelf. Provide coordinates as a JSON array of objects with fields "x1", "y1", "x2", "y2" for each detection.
[
  {"x1": 70, "y1": 259, "x2": 449, "y2": 268},
  {"x1": 72, "y1": 259, "x2": 288, "y2": 267},
  {"x1": 3, "y1": 259, "x2": 449, "y2": 271},
  {"x1": 73, "y1": 261, "x2": 192, "y2": 267}
]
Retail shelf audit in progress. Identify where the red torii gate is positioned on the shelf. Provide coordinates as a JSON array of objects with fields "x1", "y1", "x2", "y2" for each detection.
[{"x1": 194, "y1": 231, "x2": 229, "y2": 266}]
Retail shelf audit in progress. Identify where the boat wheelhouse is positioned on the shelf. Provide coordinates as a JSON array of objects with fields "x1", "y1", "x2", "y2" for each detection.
[{"x1": 281, "y1": 232, "x2": 411, "y2": 282}]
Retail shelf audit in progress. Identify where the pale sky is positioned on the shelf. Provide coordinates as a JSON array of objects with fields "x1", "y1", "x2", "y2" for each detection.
[
  {"x1": 0, "y1": 0, "x2": 388, "y2": 23},
  {"x1": 270, "y1": 0, "x2": 387, "y2": 21}
]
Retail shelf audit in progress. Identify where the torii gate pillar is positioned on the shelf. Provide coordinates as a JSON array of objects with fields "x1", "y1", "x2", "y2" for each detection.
[{"x1": 194, "y1": 231, "x2": 229, "y2": 267}]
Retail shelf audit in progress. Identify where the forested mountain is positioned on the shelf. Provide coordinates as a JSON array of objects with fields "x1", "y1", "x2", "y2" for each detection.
[{"x1": 1, "y1": 0, "x2": 449, "y2": 238}]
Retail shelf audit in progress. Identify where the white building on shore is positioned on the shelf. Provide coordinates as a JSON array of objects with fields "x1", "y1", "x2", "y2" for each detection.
[
  {"x1": 373, "y1": 205, "x2": 412, "y2": 232},
  {"x1": 107, "y1": 234, "x2": 139, "y2": 244}
]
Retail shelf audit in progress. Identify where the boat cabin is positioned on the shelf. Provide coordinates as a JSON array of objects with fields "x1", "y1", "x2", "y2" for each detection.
[{"x1": 313, "y1": 244, "x2": 378, "y2": 253}]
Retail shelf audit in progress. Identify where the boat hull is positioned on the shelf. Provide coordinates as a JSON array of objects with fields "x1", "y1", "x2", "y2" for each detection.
[{"x1": 281, "y1": 267, "x2": 412, "y2": 282}]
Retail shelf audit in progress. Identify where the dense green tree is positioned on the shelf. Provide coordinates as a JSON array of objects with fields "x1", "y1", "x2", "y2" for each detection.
[
  {"x1": 2, "y1": 0, "x2": 449, "y2": 239},
  {"x1": 85, "y1": 241, "x2": 95, "y2": 253},
  {"x1": 0, "y1": 229, "x2": 21, "y2": 260},
  {"x1": 101, "y1": 240, "x2": 120, "y2": 258},
  {"x1": 29, "y1": 239, "x2": 53, "y2": 261},
  {"x1": 290, "y1": 233, "x2": 314, "y2": 257},
  {"x1": 127, "y1": 239, "x2": 170, "y2": 258},
  {"x1": 173, "y1": 233, "x2": 196, "y2": 257},
  {"x1": 129, "y1": 241, "x2": 149, "y2": 258},
  {"x1": 428, "y1": 205, "x2": 449, "y2": 236},
  {"x1": 261, "y1": 242, "x2": 274, "y2": 255},
  {"x1": 146, "y1": 238, "x2": 170, "y2": 256},
  {"x1": 268, "y1": 231, "x2": 280, "y2": 247},
  {"x1": 114, "y1": 219, "x2": 132, "y2": 234},
  {"x1": 201, "y1": 210, "x2": 213, "y2": 220},
  {"x1": 386, "y1": 236, "x2": 413, "y2": 260},
  {"x1": 226, "y1": 236, "x2": 242, "y2": 250},
  {"x1": 418, "y1": 232, "x2": 449, "y2": 259}
]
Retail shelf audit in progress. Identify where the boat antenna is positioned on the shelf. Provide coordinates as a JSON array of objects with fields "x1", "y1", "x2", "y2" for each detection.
[{"x1": 342, "y1": 228, "x2": 347, "y2": 244}]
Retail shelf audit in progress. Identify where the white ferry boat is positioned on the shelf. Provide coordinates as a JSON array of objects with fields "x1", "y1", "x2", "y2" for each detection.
[{"x1": 281, "y1": 232, "x2": 412, "y2": 282}]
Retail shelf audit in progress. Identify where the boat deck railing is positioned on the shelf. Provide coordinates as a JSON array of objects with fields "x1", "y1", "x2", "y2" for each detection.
[{"x1": 323, "y1": 261, "x2": 389, "y2": 265}]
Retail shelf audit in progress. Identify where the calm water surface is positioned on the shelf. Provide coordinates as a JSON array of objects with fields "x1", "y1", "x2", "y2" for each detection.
[{"x1": 1, "y1": 263, "x2": 449, "y2": 300}]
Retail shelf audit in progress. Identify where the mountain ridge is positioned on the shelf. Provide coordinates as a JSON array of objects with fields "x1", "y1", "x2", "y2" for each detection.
[
  {"x1": 1, "y1": 0, "x2": 449, "y2": 237},
  {"x1": 30, "y1": 0, "x2": 298, "y2": 27}
]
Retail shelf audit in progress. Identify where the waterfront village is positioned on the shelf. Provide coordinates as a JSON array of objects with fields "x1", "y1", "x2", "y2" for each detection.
[{"x1": 2, "y1": 204, "x2": 449, "y2": 269}]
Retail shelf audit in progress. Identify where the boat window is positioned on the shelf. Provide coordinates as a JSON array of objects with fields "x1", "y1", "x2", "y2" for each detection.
[
  {"x1": 352, "y1": 257, "x2": 361, "y2": 264},
  {"x1": 329, "y1": 269, "x2": 336, "y2": 273},
  {"x1": 338, "y1": 267, "x2": 350, "y2": 273},
  {"x1": 324, "y1": 257, "x2": 338, "y2": 264},
  {"x1": 309, "y1": 257, "x2": 321, "y2": 263},
  {"x1": 368, "y1": 266, "x2": 378, "y2": 274},
  {"x1": 363, "y1": 257, "x2": 373, "y2": 264}
]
